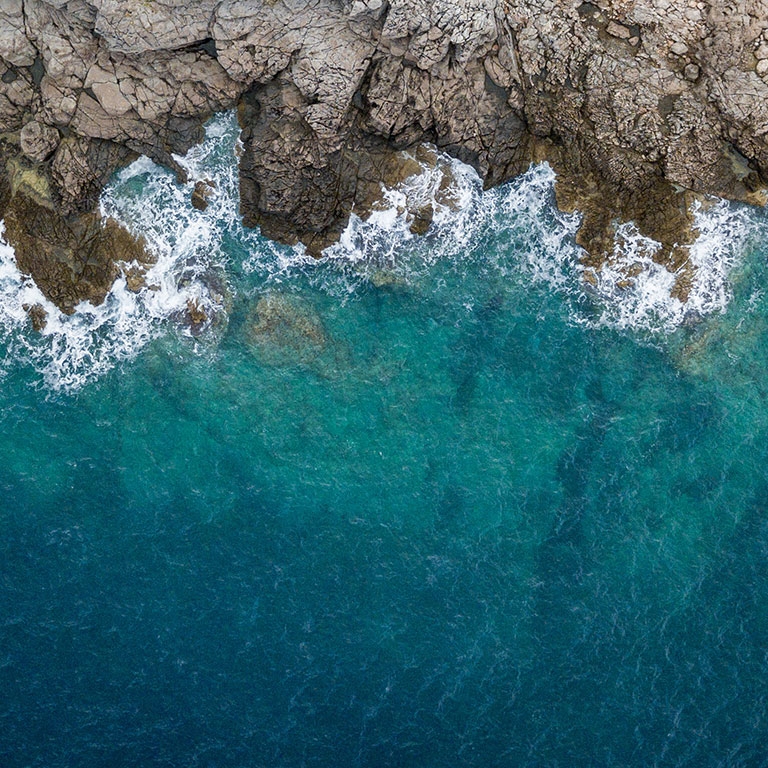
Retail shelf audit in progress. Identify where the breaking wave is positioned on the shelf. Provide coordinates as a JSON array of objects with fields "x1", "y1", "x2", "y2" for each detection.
[
  {"x1": 0, "y1": 110, "x2": 763, "y2": 390},
  {"x1": 0, "y1": 114, "x2": 242, "y2": 392},
  {"x1": 325, "y1": 154, "x2": 761, "y2": 334}
]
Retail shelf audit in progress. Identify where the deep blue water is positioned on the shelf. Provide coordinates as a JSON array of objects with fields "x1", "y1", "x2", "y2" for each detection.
[{"x1": 2, "y1": 116, "x2": 768, "y2": 766}]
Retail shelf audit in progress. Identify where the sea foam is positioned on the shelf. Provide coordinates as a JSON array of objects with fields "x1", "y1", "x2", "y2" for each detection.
[
  {"x1": 0, "y1": 114, "x2": 243, "y2": 392},
  {"x1": 0, "y1": 110, "x2": 762, "y2": 390},
  {"x1": 325, "y1": 151, "x2": 762, "y2": 334}
]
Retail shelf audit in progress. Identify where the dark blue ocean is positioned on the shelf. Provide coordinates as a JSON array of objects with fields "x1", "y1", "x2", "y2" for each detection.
[{"x1": 2, "y1": 115, "x2": 768, "y2": 766}]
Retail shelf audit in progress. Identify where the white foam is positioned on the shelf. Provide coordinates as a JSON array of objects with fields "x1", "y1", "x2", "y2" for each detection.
[
  {"x1": 323, "y1": 151, "x2": 762, "y2": 334},
  {"x1": 571, "y1": 199, "x2": 758, "y2": 333},
  {"x1": 0, "y1": 108, "x2": 761, "y2": 391},
  {"x1": 319, "y1": 158, "x2": 582, "y2": 301},
  {"x1": 324, "y1": 150, "x2": 486, "y2": 272},
  {"x1": 0, "y1": 114, "x2": 245, "y2": 392}
]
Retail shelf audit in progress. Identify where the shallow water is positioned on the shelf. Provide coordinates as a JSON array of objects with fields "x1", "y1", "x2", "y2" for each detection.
[{"x1": 2, "y1": 115, "x2": 768, "y2": 766}]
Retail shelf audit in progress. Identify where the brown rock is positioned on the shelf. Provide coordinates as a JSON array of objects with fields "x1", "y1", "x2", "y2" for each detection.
[
  {"x1": 3, "y1": 164, "x2": 153, "y2": 314},
  {"x1": 191, "y1": 179, "x2": 216, "y2": 211},
  {"x1": 22, "y1": 303, "x2": 48, "y2": 332},
  {"x1": 409, "y1": 207, "x2": 433, "y2": 235},
  {"x1": 184, "y1": 298, "x2": 208, "y2": 335},
  {"x1": 123, "y1": 264, "x2": 148, "y2": 293}
]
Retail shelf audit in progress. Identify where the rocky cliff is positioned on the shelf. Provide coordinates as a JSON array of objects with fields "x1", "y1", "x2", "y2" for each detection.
[{"x1": 1, "y1": 0, "x2": 767, "y2": 312}]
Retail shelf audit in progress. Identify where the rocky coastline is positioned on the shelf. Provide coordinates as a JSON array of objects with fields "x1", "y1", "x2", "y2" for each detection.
[{"x1": 1, "y1": 0, "x2": 767, "y2": 315}]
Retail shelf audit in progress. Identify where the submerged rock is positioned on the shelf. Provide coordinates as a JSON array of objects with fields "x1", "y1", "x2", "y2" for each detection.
[
  {"x1": 249, "y1": 293, "x2": 326, "y2": 346},
  {"x1": 246, "y1": 292, "x2": 327, "y2": 366}
]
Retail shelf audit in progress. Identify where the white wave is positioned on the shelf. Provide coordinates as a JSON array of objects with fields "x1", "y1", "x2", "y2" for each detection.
[
  {"x1": 575, "y1": 200, "x2": 757, "y2": 333},
  {"x1": 325, "y1": 150, "x2": 486, "y2": 270},
  {"x1": 319, "y1": 158, "x2": 582, "y2": 301},
  {"x1": 0, "y1": 221, "x2": 146, "y2": 390},
  {"x1": 323, "y1": 151, "x2": 761, "y2": 334},
  {"x1": 0, "y1": 218, "x2": 230, "y2": 392},
  {"x1": 0, "y1": 114, "x2": 244, "y2": 392},
  {"x1": 0, "y1": 107, "x2": 760, "y2": 391}
]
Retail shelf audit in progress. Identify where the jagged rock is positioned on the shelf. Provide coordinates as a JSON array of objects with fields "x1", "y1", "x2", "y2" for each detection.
[
  {"x1": 123, "y1": 264, "x2": 149, "y2": 293},
  {"x1": 1, "y1": 0, "x2": 768, "y2": 311},
  {"x1": 183, "y1": 298, "x2": 208, "y2": 336},
  {"x1": 94, "y1": 0, "x2": 220, "y2": 54},
  {"x1": 2, "y1": 158, "x2": 153, "y2": 314},
  {"x1": 607, "y1": 22, "x2": 631, "y2": 39},
  {"x1": 20, "y1": 120, "x2": 60, "y2": 163},
  {"x1": 51, "y1": 134, "x2": 137, "y2": 214},
  {"x1": 0, "y1": 65, "x2": 38, "y2": 133},
  {"x1": 0, "y1": 2, "x2": 37, "y2": 67},
  {"x1": 409, "y1": 207, "x2": 433, "y2": 235},
  {"x1": 191, "y1": 179, "x2": 216, "y2": 211},
  {"x1": 23, "y1": 303, "x2": 48, "y2": 332}
]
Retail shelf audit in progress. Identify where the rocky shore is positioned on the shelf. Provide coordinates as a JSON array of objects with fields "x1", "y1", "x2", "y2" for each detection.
[{"x1": 1, "y1": 0, "x2": 767, "y2": 314}]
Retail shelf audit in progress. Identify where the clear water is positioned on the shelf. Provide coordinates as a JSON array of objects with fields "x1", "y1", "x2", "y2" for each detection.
[{"x1": 2, "y1": 115, "x2": 768, "y2": 766}]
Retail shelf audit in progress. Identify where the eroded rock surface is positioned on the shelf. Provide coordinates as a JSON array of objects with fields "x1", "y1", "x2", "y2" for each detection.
[
  {"x1": 3, "y1": 170, "x2": 153, "y2": 314},
  {"x1": 1, "y1": 0, "x2": 768, "y2": 310}
]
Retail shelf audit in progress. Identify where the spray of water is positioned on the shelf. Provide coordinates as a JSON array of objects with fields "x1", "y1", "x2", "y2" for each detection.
[{"x1": 0, "y1": 111, "x2": 761, "y2": 390}]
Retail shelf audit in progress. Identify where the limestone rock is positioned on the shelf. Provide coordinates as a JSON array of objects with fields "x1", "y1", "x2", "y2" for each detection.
[
  {"x1": 93, "y1": 0, "x2": 220, "y2": 54},
  {"x1": 0, "y1": 2, "x2": 37, "y2": 67},
  {"x1": 20, "y1": 120, "x2": 60, "y2": 163},
  {"x1": 2, "y1": 0, "x2": 768, "y2": 310}
]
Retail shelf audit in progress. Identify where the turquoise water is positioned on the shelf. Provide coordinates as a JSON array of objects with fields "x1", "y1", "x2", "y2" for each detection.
[{"x1": 3, "y1": 116, "x2": 768, "y2": 765}]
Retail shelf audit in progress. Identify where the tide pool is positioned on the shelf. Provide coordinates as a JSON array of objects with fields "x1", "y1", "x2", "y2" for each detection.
[{"x1": 1, "y1": 115, "x2": 768, "y2": 766}]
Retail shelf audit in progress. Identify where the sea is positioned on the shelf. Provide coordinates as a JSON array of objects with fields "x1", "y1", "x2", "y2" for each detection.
[{"x1": 2, "y1": 113, "x2": 768, "y2": 766}]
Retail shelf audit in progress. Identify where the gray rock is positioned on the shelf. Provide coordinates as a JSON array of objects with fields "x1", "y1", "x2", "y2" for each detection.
[
  {"x1": 1, "y1": 0, "x2": 768, "y2": 313},
  {"x1": 607, "y1": 22, "x2": 631, "y2": 40},
  {"x1": 684, "y1": 63, "x2": 701, "y2": 81},
  {"x1": 20, "y1": 120, "x2": 60, "y2": 163},
  {"x1": 0, "y1": 1, "x2": 37, "y2": 67}
]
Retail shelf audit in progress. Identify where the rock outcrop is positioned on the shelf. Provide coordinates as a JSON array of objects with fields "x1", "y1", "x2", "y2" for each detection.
[{"x1": 1, "y1": 0, "x2": 768, "y2": 311}]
